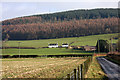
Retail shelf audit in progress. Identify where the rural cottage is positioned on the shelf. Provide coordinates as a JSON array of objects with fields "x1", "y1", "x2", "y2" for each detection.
[{"x1": 48, "y1": 43, "x2": 58, "y2": 48}]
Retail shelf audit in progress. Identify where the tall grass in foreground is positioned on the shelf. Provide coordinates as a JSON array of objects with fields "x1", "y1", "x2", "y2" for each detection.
[
  {"x1": 85, "y1": 57, "x2": 108, "y2": 79},
  {"x1": 2, "y1": 57, "x2": 86, "y2": 78}
]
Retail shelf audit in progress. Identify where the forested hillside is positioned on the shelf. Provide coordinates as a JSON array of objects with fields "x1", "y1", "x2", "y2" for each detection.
[
  {"x1": 2, "y1": 8, "x2": 119, "y2": 40},
  {"x1": 2, "y1": 8, "x2": 118, "y2": 25}
]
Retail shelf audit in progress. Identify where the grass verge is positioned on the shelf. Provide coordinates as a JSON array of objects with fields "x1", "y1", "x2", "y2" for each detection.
[
  {"x1": 105, "y1": 56, "x2": 120, "y2": 66},
  {"x1": 85, "y1": 56, "x2": 108, "y2": 79}
]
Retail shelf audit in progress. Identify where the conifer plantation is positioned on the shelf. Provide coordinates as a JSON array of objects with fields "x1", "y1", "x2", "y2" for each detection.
[{"x1": 2, "y1": 8, "x2": 119, "y2": 40}]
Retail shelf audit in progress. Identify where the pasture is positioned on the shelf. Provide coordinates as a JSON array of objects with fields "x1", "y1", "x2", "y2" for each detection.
[
  {"x1": 1, "y1": 33, "x2": 118, "y2": 79},
  {"x1": 2, "y1": 48, "x2": 93, "y2": 55},
  {"x1": 3, "y1": 33, "x2": 118, "y2": 48},
  {"x1": 2, "y1": 57, "x2": 86, "y2": 78},
  {"x1": 2, "y1": 33, "x2": 118, "y2": 56}
]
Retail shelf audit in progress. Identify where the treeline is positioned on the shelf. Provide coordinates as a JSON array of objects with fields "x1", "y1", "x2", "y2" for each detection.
[
  {"x1": 116, "y1": 34, "x2": 120, "y2": 52},
  {"x1": 2, "y1": 8, "x2": 118, "y2": 25},
  {"x1": 117, "y1": 38, "x2": 120, "y2": 52},
  {"x1": 2, "y1": 17, "x2": 119, "y2": 40}
]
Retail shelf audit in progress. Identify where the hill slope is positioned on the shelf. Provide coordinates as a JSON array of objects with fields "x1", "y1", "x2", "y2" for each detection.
[
  {"x1": 2, "y1": 8, "x2": 118, "y2": 25},
  {"x1": 2, "y1": 8, "x2": 119, "y2": 40},
  {"x1": 3, "y1": 33, "x2": 118, "y2": 48}
]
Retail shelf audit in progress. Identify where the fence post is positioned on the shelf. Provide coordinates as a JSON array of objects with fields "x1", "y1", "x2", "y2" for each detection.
[
  {"x1": 80, "y1": 64, "x2": 83, "y2": 80},
  {"x1": 83, "y1": 62, "x2": 85, "y2": 80},
  {"x1": 74, "y1": 69, "x2": 76, "y2": 80},
  {"x1": 78, "y1": 65, "x2": 80, "y2": 79},
  {"x1": 67, "y1": 73, "x2": 70, "y2": 80},
  {"x1": 79, "y1": 65, "x2": 81, "y2": 80}
]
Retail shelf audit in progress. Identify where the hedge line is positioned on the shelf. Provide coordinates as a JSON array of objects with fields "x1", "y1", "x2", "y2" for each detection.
[{"x1": 0, "y1": 54, "x2": 93, "y2": 58}]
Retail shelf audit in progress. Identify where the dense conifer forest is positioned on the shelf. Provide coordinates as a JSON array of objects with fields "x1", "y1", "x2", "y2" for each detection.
[{"x1": 2, "y1": 8, "x2": 119, "y2": 40}]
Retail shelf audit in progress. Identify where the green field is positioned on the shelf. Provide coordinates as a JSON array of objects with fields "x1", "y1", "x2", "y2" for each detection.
[
  {"x1": 2, "y1": 57, "x2": 86, "y2": 78},
  {"x1": 2, "y1": 48, "x2": 93, "y2": 55},
  {"x1": 2, "y1": 33, "x2": 118, "y2": 55},
  {"x1": 3, "y1": 33, "x2": 118, "y2": 48}
]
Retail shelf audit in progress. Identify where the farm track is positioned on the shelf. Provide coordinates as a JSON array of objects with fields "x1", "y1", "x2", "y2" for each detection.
[{"x1": 97, "y1": 57, "x2": 120, "y2": 80}]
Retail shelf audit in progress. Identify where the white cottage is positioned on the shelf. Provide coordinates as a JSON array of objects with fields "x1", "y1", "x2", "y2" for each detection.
[
  {"x1": 62, "y1": 43, "x2": 69, "y2": 48},
  {"x1": 48, "y1": 43, "x2": 58, "y2": 48}
]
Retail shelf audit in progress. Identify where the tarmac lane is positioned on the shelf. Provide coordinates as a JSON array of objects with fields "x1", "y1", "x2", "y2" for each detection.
[{"x1": 97, "y1": 57, "x2": 120, "y2": 80}]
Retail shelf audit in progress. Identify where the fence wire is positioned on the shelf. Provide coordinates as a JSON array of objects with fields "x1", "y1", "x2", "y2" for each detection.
[{"x1": 63, "y1": 56, "x2": 93, "y2": 80}]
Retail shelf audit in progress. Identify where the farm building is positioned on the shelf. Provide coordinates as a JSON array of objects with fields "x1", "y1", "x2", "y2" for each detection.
[
  {"x1": 62, "y1": 43, "x2": 69, "y2": 47},
  {"x1": 48, "y1": 43, "x2": 58, "y2": 48},
  {"x1": 84, "y1": 45, "x2": 96, "y2": 51}
]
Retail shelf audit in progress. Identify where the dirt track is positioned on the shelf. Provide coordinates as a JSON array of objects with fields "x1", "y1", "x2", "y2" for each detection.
[{"x1": 97, "y1": 57, "x2": 120, "y2": 80}]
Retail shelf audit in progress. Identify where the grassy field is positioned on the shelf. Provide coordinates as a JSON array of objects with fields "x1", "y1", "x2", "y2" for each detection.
[
  {"x1": 2, "y1": 48, "x2": 93, "y2": 55},
  {"x1": 2, "y1": 57, "x2": 86, "y2": 78},
  {"x1": 1, "y1": 33, "x2": 118, "y2": 79},
  {"x1": 3, "y1": 33, "x2": 118, "y2": 48},
  {"x1": 2, "y1": 33, "x2": 118, "y2": 55}
]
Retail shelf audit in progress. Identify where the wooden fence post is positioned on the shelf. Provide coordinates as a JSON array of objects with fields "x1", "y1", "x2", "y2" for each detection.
[
  {"x1": 83, "y1": 62, "x2": 85, "y2": 80},
  {"x1": 78, "y1": 65, "x2": 80, "y2": 79},
  {"x1": 80, "y1": 64, "x2": 83, "y2": 80},
  {"x1": 74, "y1": 69, "x2": 76, "y2": 80},
  {"x1": 67, "y1": 73, "x2": 70, "y2": 80}
]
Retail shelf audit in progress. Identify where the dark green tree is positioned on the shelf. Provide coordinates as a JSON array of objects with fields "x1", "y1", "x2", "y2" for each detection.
[
  {"x1": 116, "y1": 38, "x2": 120, "y2": 52},
  {"x1": 96, "y1": 39, "x2": 109, "y2": 52}
]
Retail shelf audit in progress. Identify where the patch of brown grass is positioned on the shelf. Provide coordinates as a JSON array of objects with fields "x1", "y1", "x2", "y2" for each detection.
[{"x1": 2, "y1": 57, "x2": 86, "y2": 78}]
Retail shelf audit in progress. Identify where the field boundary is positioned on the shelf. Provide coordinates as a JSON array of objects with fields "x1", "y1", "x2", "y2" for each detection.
[
  {"x1": 2, "y1": 47, "x2": 36, "y2": 49},
  {"x1": 63, "y1": 56, "x2": 93, "y2": 80},
  {"x1": 93, "y1": 53, "x2": 107, "y2": 56},
  {"x1": 0, "y1": 54, "x2": 93, "y2": 58},
  {"x1": 106, "y1": 53, "x2": 120, "y2": 65}
]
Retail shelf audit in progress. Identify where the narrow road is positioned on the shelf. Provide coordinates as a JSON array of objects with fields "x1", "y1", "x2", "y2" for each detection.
[{"x1": 97, "y1": 57, "x2": 120, "y2": 80}]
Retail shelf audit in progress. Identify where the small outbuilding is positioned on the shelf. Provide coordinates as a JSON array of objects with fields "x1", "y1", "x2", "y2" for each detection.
[
  {"x1": 84, "y1": 45, "x2": 96, "y2": 51},
  {"x1": 48, "y1": 43, "x2": 58, "y2": 48}
]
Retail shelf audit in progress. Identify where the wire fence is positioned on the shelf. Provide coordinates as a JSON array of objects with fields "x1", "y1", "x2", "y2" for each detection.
[{"x1": 63, "y1": 56, "x2": 93, "y2": 80}]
